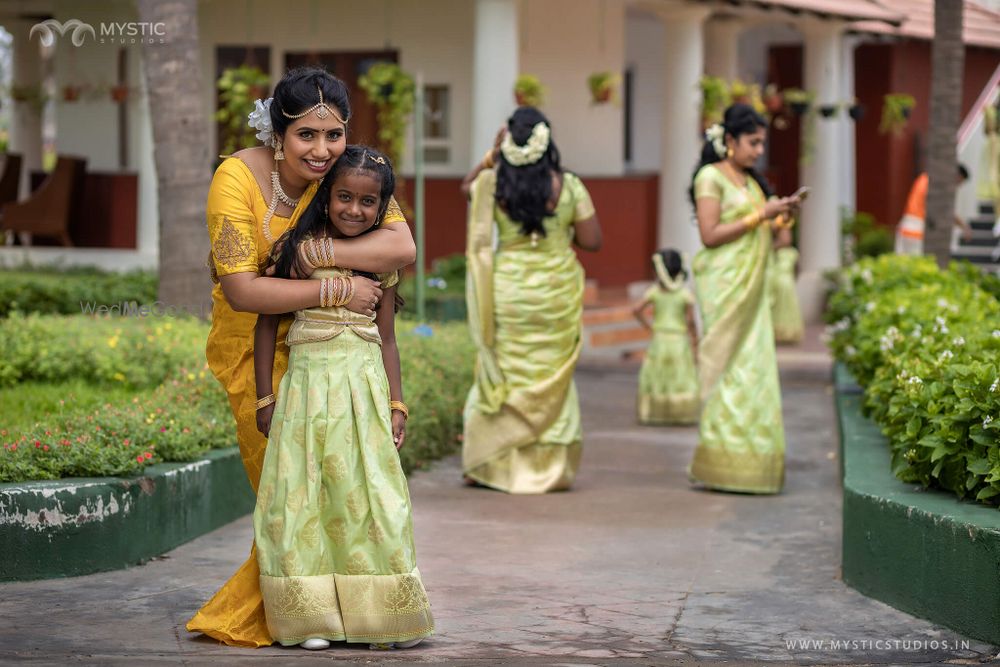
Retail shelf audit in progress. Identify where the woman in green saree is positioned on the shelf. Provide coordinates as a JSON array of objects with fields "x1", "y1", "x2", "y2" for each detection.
[
  {"x1": 460, "y1": 107, "x2": 602, "y2": 494},
  {"x1": 688, "y1": 104, "x2": 801, "y2": 494}
]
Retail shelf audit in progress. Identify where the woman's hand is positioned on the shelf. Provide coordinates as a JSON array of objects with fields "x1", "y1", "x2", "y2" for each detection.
[
  {"x1": 345, "y1": 276, "x2": 383, "y2": 317},
  {"x1": 762, "y1": 196, "x2": 799, "y2": 220},
  {"x1": 392, "y1": 411, "x2": 407, "y2": 450},
  {"x1": 256, "y1": 403, "x2": 275, "y2": 437}
]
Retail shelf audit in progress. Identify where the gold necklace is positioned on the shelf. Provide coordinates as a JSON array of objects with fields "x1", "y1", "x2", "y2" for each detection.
[{"x1": 262, "y1": 161, "x2": 302, "y2": 243}]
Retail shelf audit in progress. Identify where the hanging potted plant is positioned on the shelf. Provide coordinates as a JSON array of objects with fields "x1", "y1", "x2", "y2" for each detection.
[
  {"x1": 763, "y1": 84, "x2": 784, "y2": 114},
  {"x1": 215, "y1": 64, "x2": 271, "y2": 155},
  {"x1": 62, "y1": 85, "x2": 83, "y2": 102},
  {"x1": 817, "y1": 103, "x2": 839, "y2": 119},
  {"x1": 699, "y1": 75, "x2": 731, "y2": 128},
  {"x1": 587, "y1": 71, "x2": 619, "y2": 105},
  {"x1": 848, "y1": 101, "x2": 866, "y2": 121},
  {"x1": 109, "y1": 84, "x2": 129, "y2": 103},
  {"x1": 879, "y1": 93, "x2": 915, "y2": 135},
  {"x1": 513, "y1": 74, "x2": 545, "y2": 108},
  {"x1": 782, "y1": 88, "x2": 813, "y2": 116},
  {"x1": 358, "y1": 61, "x2": 415, "y2": 169}
]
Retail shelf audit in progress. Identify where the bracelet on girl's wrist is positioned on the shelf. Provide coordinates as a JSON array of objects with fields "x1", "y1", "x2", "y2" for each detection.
[{"x1": 256, "y1": 394, "x2": 276, "y2": 410}]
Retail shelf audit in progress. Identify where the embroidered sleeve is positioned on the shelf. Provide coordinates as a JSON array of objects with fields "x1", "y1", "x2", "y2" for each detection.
[
  {"x1": 567, "y1": 173, "x2": 596, "y2": 222},
  {"x1": 379, "y1": 270, "x2": 400, "y2": 289},
  {"x1": 694, "y1": 166, "x2": 723, "y2": 201},
  {"x1": 382, "y1": 196, "x2": 407, "y2": 225},
  {"x1": 207, "y1": 160, "x2": 259, "y2": 277}
]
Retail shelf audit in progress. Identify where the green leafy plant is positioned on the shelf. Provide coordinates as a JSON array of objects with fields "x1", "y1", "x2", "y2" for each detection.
[
  {"x1": 880, "y1": 93, "x2": 916, "y2": 136},
  {"x1": 699, "y1": 75, "x2": 731, "y2": 128},
  {"x1": 0, "y1": 266, "x2": 157, "y2": 318},
  {"x1": 514, "y1": 74, "x2": 545, "y2": 107},
  {"x1": 215, "y1": 64, "x2": 270, "y2": 155},
  {"x1": 358, "y1": 62, "x2": 415, "y2": 170},
  {"x1": 782, "y1": 88, "x2": 814, "y2": 116},
  {"x1": 841, "y1": 210, "x2": 892, "y2": 261},
  {"x1": 587, "y1": 71, "x2": 619, "y2": 104},
  {"x1": 826, "y1": 255, "x2": 1000, "y2": 505}
]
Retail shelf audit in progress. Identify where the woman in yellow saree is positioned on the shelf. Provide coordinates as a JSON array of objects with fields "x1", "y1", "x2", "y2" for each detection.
[
  {"x1": 460, "y1": 107, "x2": 602, "y2": 494},
  {"x1": 187, "y1": 68, "x2": 415, "y2": 648},
  {"x1": 688, "y1": 104, "x2": 801, "y2": 494}
]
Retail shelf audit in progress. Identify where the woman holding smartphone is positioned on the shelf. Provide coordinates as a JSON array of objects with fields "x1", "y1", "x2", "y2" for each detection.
[{"x1": 686, "y1": 103, "x2": 802, "y2": 494}]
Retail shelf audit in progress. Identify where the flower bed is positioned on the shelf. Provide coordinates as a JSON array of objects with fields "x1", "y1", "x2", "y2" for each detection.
[
  {"x1": 1, "y1": 315, "x2": 474, "y2": 482},
  {"x1": 0, "y1": 266, "x2": 157, "y2": 318},
  {"x1": 825, "y1": 255, "x2": 1000, "y2": 504}
]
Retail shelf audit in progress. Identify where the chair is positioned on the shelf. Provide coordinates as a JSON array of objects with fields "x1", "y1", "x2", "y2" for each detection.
[
  {"x1": 0, "y1": 153, "x2": 22, "y2": 211},
  {"x1": 0, "y1": 156, "x2": 86, "y2": 246}
]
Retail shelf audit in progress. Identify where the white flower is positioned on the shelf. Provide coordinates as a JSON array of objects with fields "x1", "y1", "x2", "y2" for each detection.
[
  {"x1": 908, "y1": 376, "x2": 923, "y2": 385},
  {"x1": 991, "y1": 378, "x2": 999, "y2": 393},
  {"x1": 865, "y1": 301, "x2": 876, "y2": 313},
  {"x1": 984, "y1": 415, "x2": 994, "y2": 428},
  {"x1": 897, "y1": 305, "x2": 907, "y2": 315},
  {"x1": 993, "y1": 330, "x2": 1000, "y2": 339},
  {"x1": 937, "y1": 298, "x2": 950, "y2": 309},
  {"x1": 933, "y1": 316, "x2": 949, "y2": 335},
  {"x1": 939, "y1": 349, "x2": 954, "y2": 361},
  {"x1": 501, "y1": 122, "x2": 551, "y2": 166},
  {"x1": 247, "y1": 97, "x2": 275, "y2": 147},
  {"x1": 845, "y1": 345, "x2": 857, "y2": 357},
  {"x1": 705, "y1": 123, "x2": 726, "y2": 158},
  {"x1": 953, "y1": 336, "x2": 965, "y2": 347},
  {"x1": 862, "y1": 269, "x2": 874, "y2": 285}
]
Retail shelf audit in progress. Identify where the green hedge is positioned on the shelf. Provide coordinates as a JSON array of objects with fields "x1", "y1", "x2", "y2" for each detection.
[
  {"x1": 826, "y1": 255, "x2": 1000, "y2": 504},
  {"x1": 0, "y1": 266, "x2": 157, "y2": 318},
  {"x1": 1, "y1": 315, "x2": 474, "y2": 482}
]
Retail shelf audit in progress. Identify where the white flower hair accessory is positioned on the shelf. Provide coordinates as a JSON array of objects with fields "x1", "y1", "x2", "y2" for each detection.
[
  {"x1": 652, "y1": 252, "x2": 686, "y2": 291},
  {"x1": 705, "y1": 123, "x2": 725, "y2": 158},
  {"x1": 248, "y1": 97, "x2": 275, "y2": 147},
  {"x1": 500, "y1": 121, "x2": 551, "y2": 166}
]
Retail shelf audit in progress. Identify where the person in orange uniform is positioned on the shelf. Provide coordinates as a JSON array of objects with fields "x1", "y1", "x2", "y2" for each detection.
[{"x1": 895, "y1": 165, "x2": 971, "y2": 255}]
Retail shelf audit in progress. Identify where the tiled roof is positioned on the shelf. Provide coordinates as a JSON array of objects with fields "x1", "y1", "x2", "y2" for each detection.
[
  {"x1": 694, "y1": 0, "x2": 904, "y2": 24},
  {"x1": 850, "y1": 0, "x2": 1000, "y2": 49}
]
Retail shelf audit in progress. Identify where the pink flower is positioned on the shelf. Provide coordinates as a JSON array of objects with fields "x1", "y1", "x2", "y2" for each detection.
[
  {"x1": 144, "y1": 452, "x2": 153, "y2": 460},
  {"x1": 136, "y1": 455, "x2": 144, "y2": 463},
  {"x1": 122, "y1": 439, "x2": 130, "y2": 446},
  {"x1": 42, "y1": 445, "x2": 49, "y2": 452},
  {"x1": 34, "y1": 441, "x2": 41, "y2": 448},
  {"x1": 160, "y1": 427, "x2": 166, "y2": 432},
  {"x1": 10, "y1": 444, "x2": 16, "y2": 451}
]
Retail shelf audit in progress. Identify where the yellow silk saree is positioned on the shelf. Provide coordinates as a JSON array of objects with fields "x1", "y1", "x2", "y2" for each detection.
[
  {"x1": 689, "y1": 164, "x2": 785, "y2": 494},
  {"x1": 462, "y1": 169, "x2": 593, "y2": 494}
]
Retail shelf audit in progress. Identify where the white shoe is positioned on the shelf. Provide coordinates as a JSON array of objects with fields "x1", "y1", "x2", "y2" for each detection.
[
  {"x1": 300, "y1": 638, "x2": 330, "y2": 650},
  {"x1": 395, "y1": 638, "x2": 424, "y2": 649}
]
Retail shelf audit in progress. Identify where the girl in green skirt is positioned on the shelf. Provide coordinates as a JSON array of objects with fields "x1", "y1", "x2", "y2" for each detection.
[
  {"x1": 253, "y1": 145, "x2": 433, "y2": 650},
  {"x1": 633, "y1": 249, "x2": 699, "y2": 425}
]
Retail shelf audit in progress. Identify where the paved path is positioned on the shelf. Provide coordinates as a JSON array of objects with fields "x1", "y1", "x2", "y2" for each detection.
[{"x1": 1, "y1": 334, "x2": 996, "y2": 666}]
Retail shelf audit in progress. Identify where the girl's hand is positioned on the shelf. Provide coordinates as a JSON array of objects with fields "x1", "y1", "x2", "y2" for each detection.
[
  {"x1": 256, "y1": 403, "x2": 275, "y2": 437},
  {"x1": 391, "y1": 410, "x2": 407, "y2": 450},
  {"x1": 345, "y1": 277, "x2": 383, "y2": 317}
]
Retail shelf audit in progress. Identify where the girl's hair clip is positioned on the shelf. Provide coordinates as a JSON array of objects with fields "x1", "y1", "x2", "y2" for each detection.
[{"x1": 363, "y1": 150, "x2": 387, "y2": 165}]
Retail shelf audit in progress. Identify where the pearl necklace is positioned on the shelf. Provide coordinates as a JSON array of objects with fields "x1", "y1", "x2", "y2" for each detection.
[{"x1": 262, "y1": 162, "x2": 302, "y2": 243}]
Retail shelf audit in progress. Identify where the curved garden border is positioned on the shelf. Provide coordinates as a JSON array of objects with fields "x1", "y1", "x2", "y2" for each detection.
[
  {"x1": 836, "y1": 364, "x2": 1000, "y2": 645},
  {"x1": 0, "y1": 447, "x2": 253, "y2": 582}
]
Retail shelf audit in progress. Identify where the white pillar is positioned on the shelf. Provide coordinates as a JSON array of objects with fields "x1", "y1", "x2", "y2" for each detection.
[
  {"x1": 9, "y1": 20, "x2": 44, "y2": 198},
  {"x1": 798, "y1": 19, "x2": 844, "y2": 322},
  {"x1": 703, "y1": 17, "x2": 742, "y2": 80},
  {"x1": 471, "y1": 0, "x2": 518, "y2": 166},
  {"x1": 655, "y1": 5, "x2": 710, "y2": 259},
  {"x1": 839, "y1": 35, "x2": 860, "y2": 217}
]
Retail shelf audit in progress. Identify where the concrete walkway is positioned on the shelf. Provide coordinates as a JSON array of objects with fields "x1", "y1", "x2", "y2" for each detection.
[{"x1": 1, "y1": 332, "x2": 995, "y2": 666}]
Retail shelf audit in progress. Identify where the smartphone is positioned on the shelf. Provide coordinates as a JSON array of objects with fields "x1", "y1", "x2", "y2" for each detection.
[{"x1": 791, "y1": 186, "x2": 811, "y2": 201}]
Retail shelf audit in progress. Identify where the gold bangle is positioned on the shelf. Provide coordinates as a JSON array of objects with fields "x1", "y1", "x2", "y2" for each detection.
[
  {"x1": 304, "y1": 239, "x2": 320, "y2": 271},
  {"x1": 324, "y1": 238, "x2": 336, "y2": 268},
  {"x1": 256, "y1": 394, "x2": 276, "y2": 410},
  {"x1": 390, "y1": 400, "x2": 409, "y2": 419}
]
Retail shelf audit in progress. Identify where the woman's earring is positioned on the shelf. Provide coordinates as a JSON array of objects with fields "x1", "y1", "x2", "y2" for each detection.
[
  {"x1": 275, "y1": 139, "x2": 285, "y2": 161},
  {"x1": 726, "y1": 147, "x2": 734, "y2": 159}
]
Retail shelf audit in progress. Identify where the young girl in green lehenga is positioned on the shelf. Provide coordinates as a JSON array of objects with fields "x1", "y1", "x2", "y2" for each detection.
[
  {"x1": 769, "y1": 244, "x2": 804, "y2": 344},
  {"x1": 633, "y1": 248, "x2": 699, "y2": 424},
  {"x1": 252, "y1": 145, "x2": 433, "y2": 650}
]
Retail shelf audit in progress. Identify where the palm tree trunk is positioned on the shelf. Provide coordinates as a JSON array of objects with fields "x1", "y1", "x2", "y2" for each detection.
[
  {"x1": 135, "y1": 0, "x2": 213, "y2": 311},
  {"x1": 925, "y1": 0, "x2": 965, "y2": 267}
]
